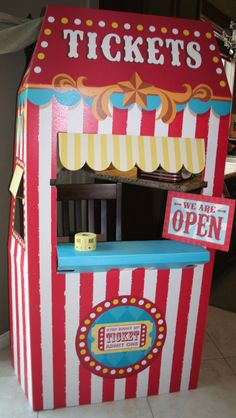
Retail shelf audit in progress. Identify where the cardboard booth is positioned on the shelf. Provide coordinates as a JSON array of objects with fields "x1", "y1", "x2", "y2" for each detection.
[{"x1": 8, "y1": 5, "x2": 233, "y2": 411}]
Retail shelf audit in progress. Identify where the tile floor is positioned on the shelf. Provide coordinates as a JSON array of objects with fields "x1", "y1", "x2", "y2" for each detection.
[{"x1": 1, "y1": 305, "x2": 236, "y2": 418}]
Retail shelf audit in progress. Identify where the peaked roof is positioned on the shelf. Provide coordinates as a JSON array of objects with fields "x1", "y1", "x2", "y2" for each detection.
[{"x1": 21, "y1": 5, "x2": 231, "y2": 104}]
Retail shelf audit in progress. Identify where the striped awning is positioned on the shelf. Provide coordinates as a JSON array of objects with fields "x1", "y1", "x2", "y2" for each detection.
[{"x1": 58, "y1": 133, "x2": 205, "y2": 174}]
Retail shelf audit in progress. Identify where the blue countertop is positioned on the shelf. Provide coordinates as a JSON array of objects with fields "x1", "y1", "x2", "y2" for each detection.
[{"x1": 57, "y1": 240, "x2": 210, "y2": 273}]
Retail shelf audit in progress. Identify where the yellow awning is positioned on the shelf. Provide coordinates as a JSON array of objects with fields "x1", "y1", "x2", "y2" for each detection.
[{"x1": 58, "y1": 133, "x2": 205, "y2": 174}]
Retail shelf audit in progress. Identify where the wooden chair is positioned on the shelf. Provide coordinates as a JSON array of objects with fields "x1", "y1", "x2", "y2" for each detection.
[{"x1": 56, "y1": 183, "x2": 122, "y2": 242}]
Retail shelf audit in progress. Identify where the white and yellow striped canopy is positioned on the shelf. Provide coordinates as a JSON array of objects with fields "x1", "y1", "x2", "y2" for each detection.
[{"x1": 58, "y1": 133, "x2": 205, "y2": 173}]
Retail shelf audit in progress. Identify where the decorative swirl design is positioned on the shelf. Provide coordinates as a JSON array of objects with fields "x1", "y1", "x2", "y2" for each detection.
[{"x1": 52, "y1": 72, "x2": 213, "y2": 124}]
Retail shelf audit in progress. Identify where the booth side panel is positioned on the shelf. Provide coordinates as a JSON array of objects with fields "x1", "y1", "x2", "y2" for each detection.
[
  {"x1": 25, "y1": 100, "x2": 44, "y2": 410},
  {"x1": 8, "y1": 103, "x2": 32, "y2": 403}
]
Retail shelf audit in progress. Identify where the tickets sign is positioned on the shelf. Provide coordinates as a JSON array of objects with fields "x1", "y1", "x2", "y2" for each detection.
[{"x1": 163, "y1": 192, "x2": 235, "y2": 251}]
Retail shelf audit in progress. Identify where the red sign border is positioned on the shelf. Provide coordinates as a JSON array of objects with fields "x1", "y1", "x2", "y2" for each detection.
[{"x1": 163, "y1": 191, "x2": 235, "y2": 251}]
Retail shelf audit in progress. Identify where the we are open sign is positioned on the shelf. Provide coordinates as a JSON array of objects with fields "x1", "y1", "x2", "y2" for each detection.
[{"x1": 163, "y1": 192, "x2": 235, "y2": 251}]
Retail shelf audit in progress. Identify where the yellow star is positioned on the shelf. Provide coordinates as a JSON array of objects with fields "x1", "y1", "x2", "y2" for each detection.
[{"x1": 118, "y1": 72, "x2": 152, "y2": 107}]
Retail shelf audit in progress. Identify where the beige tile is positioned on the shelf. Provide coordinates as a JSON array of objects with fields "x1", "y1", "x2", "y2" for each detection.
[
  {"x1": 0, "y1": 347, "x2": 15, "y2": 377},
  {"x1": 148, "y1": 358, "x2": 236, "y2": 418},
  {"x1": 199, "y1": 358, "x2": 235, "y2": 386},
  {"x1": 225, "y1": 357, "x2": 236, "y2": 374},
  {"x1": 206, "y1": 306, "x2": 236, "y2": 357},
  {"x1": 38, "y1": 398, "x2": 152, "y2": 418},
  {"x1": 202, "y1": 333, "x2": 222, "y2": 360},
  {"x1": 0, "y1": 376, "x2": 37, "y2": 418}
]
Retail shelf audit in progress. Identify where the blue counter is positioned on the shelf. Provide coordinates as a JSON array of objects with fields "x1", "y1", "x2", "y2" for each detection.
[{"x1": 57, "y1": 240, "x2": 210, "y2": 273}]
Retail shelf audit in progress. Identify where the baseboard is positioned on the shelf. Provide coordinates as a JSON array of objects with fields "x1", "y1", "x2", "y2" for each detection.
[{"x1": 0, "y1": 331, "x2": 10, "y2": 350}]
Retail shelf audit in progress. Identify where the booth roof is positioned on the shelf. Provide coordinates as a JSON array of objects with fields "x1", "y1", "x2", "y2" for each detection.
[{"x1": 21, "y1": 5, "x2": 231, "y2": 106}]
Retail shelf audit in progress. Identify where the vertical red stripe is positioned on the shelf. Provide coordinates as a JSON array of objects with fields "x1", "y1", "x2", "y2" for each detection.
[
  {"x1": 125, "y1": 268, "x2": 145, "y2": 399},
  {"x1": 148, "y1": 269, "x2": 170, "y2": 396},
  {"x1": 51, "y1": 99, "x2": 68, "y2": 408},
  {"x1": 140, "y1": 110, "x2": 156, "y2": 135},
  {"x1": 102, "y1": 269, "x2": 120, "y2": 402},
  {"x1": 112, "y1": 107, "x2": 128, "y2": 134},
  {"x1": 20, "y1": 247, "x2": 28, "y2": 398},
  {"x1": 189, "y1": 253, "x2": 215, "y2": 389},
  {"x1": 169, "y1": 268, "x2": 194, "y2": 393},
  {"x1": 8, "y1": 220, "x2": 15, "y2": 370},
  {"x1": 79, "y1": 273, "x2": 94, "y2": 404},
  {"x1": 14, "y1": 241, "x2": 21, "y2": 382},
  {"x1": 26, "y1": 101, "x2": 43, "y2": 410},
  {"x1": 83, "y1": 103, "x2": 99, "y2": 133},
  {"x1": 168, "y1": 110, "x2": 184, "y2": 137},
  {"x1": 213, "y1": 115, "x2": 231, "y2": 197}
]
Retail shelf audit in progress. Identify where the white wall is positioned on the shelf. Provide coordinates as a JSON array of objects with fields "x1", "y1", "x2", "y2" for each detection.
[{"x1": 0, "y1": 0, "x2": 98, "y2": 335}]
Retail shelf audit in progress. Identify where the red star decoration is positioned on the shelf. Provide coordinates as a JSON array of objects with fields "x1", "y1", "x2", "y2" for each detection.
[{"x1": 118, "y1": 73, "x2": 152, "y2": 107}]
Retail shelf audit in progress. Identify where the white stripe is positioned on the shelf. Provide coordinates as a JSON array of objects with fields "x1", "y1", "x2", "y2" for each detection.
[
  {"x1": 136, "y1": 269, "x2": 158, "y2": 397},
  {"x1": 65, "y1": 273, "x2": 80, "y2": 406},
  {"x1": 38, "y1": 103, "x2": 54, "y2": 409},
  {"x1": 158, "y1": 269, "x2": 182, "y2": 394},
  {"x1": 67, "y1": 101, "x2": 84, "y2": 133},
  {"x1": 126, "y1": 104, "x2": 142, "y2": 135},
  {"x1": 154, "y1": 115, "x2": 169, "y2": 137},
  {"x1": 118, "y1": 269, "x2": 132, "y2": 296},
  {"x1": 10, "y1": 238, "x2": 18, "y2": 378},
  {"x1": 143, "y1": 269, "x2": 158, "y2": 303},
  {"x1": 181, "y1": 106, "x2": 196, "y2": 137},
  {"x1": 91, "y1": 272, "x2": 107, "y2": 404},
  {"x1": 180, "y1": 265, "x2": 204, "y2": 390},
  {"x1": 16, "y1": 109, "x2": 21, "y2": 159},
  {"x1": 18, "y1": 114, "x2": 23, "y2": 160},
  {"x1": 203, "y1": 111, "x2": 220, "y2": 196},
  {"x1": 23, "y1": 105, "x2": 33, "y2": 405},
  {"x1": 98, "y1": 104, "x2": 113, "y2": 134},
  {"x1": 181, "y1": 108, "x2": 197, "y2": 173},
  {"x1": 23, "y1": 222, "x2": 33, "y2": 405},
  {"x1": 17, "y1": 243, "x2": 25, "y2": 391},
  {"x1": 114, "y1": 269, "x2": 132, "y2": 401}
]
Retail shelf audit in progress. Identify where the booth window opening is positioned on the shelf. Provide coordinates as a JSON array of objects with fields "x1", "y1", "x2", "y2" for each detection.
[{"x1": 55, "y1": 163, "x2": 121, "y2": 244}]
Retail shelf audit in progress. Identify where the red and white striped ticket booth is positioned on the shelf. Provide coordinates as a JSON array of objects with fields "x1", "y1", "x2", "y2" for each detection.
[{"x1": 8, "y1": 5, "x2": 231, "y2": 411}]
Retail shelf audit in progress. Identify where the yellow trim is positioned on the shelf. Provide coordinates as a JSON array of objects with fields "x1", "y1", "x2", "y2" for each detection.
[
  {"x1": 59, "y1": 132, "x2": 68, "y2": 169},
  {"x1": 101, "y1": 134, "x2": 107, "y2": 170},
  {"x1": 113, "y1": 135, "x2": 120, "y2": 169},
  {"x1": 196, "y1": 138, "x2": 205, "y2": 172},
  {"x1": 138, "y1": 136, "x2": 146, "y2": 171},
  {"x1": 185, "y1": 137, "x2": 194, "y2": 173},
  {"x1": 126, "y1": 135, "x2": 133, "y2": 170},
  {"x1": 87, "y1": 134, "x2": 95, "y2": 169},
  {"x1": 150, "y1": 137, "x2": 158, "y2": 172},
  {"x1": 162, "y1": 137, "x2": 170, "y2": 172},
  {"x1": 74, "y1": 133, "x2": 81, "y2": 169},
  {"x1": 173, "y1": 137, "x2": 182, "y2": 172},
  {"x1": 58, "y1": 133, "x2": 205, "y2": 174}
]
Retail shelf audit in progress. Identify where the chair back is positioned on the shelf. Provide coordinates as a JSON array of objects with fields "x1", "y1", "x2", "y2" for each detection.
[{"x1": 56, "y1": 183, "x2": 122, "y2": 242}]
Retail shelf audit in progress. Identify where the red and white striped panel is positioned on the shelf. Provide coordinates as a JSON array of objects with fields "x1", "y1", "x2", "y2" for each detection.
[
  {"x1": 9, "y1": 102, "x2": 33, "y2": 404},
  {"x1": 9, "y1": 236, "x2": 31, "y2": 400},
  {"x1": 23, "y1": 99, "x2": 225, "y2": 409}
]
